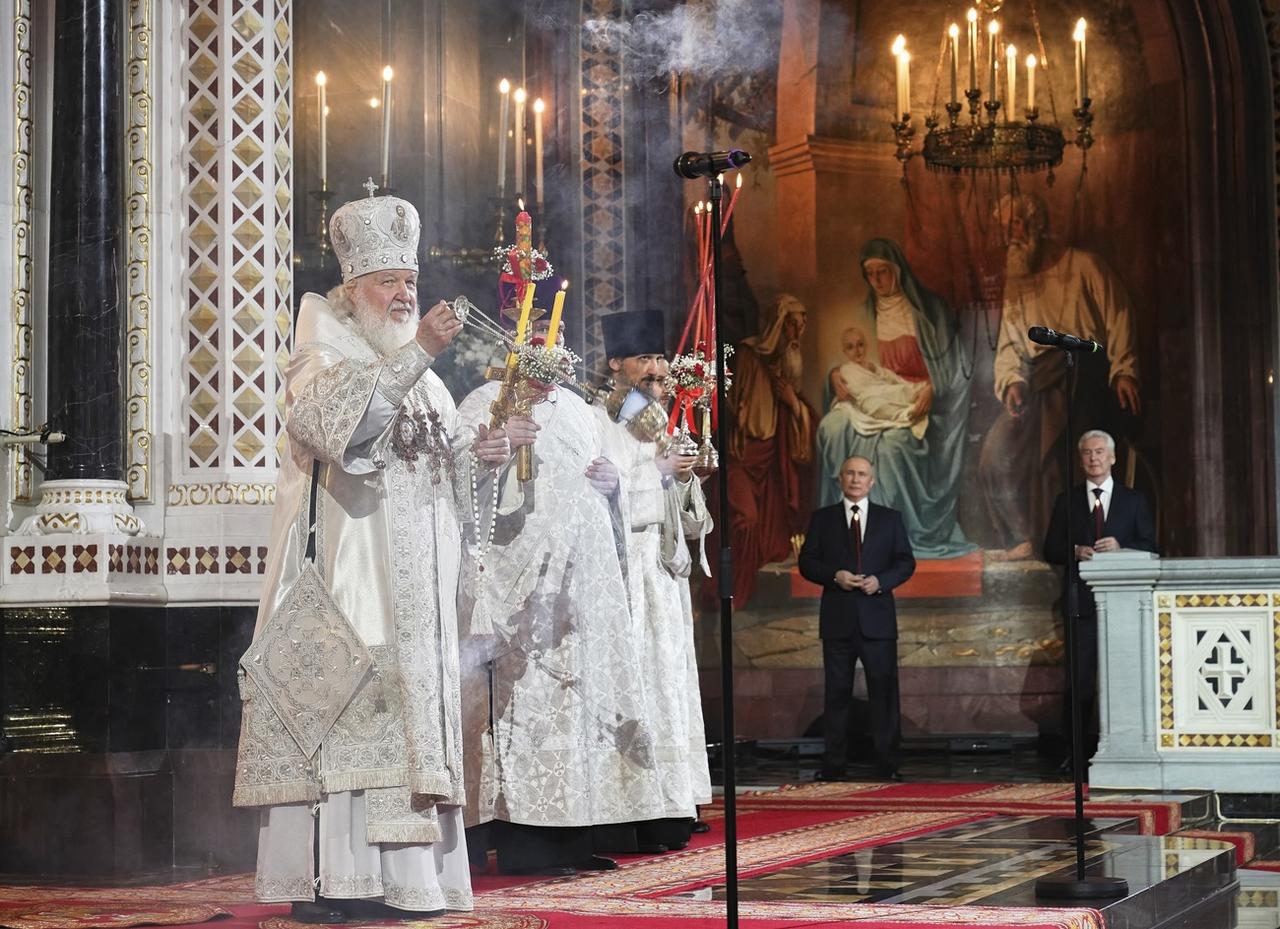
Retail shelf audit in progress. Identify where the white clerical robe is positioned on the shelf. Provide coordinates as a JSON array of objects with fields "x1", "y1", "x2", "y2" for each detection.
[
  {"x1": 233, "y1": 292, "x2": 473, "y2": 912},
  {"x1": 597, "y1": 416, "x2": 714, "y2": 818},
  {"x1": 455, "y1": 381, "x2": 666, "y2": 829}
]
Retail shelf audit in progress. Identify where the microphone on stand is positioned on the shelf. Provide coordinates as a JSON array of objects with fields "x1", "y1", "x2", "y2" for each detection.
[
  {"x1": 1028, "y1": 326, "x2": 1102, "y2": 353},
  {"x1": 672, "y1": 149, "x2": 752, "y2": 179}
]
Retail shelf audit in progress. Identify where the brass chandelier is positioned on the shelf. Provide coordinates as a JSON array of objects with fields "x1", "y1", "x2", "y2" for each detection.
[{"x1": 890, "y1": 4, "x2": 1093, "y2": 177}]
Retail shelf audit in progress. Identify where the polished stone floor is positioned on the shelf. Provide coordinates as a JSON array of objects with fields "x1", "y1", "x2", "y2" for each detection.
[{"x1": 700, "y1": 739, "x2": 1276, "y2": 927}]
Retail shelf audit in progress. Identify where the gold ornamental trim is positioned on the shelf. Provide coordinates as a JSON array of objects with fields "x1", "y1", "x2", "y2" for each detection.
[
  {"x1": 1173, "y1": 592, "x2": 1270, "y2": 609},
  {"x1": 1176, "y1": 733, "x2": 1273, "y2": 748},
  {"x1": 125, "y1": 0, "x2": 154, "y2": 501},
  {"x1": 1157, "y1": 611, "x2": 1173, "y2": 733},
  {"x1": 39, "y1": 487, "x2": 129, "y2": 506},
  {"x1": 9, "y1": 0, "x2": 33, "y2": 503},
  {"x1": 167, "y1": 482, "x2": 277, "y2": 506}
]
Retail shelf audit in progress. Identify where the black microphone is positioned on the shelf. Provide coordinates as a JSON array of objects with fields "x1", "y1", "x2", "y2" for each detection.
[
  {"x1": 1028, "y1": 326, "x2": 1102, "y2": 353},
  {"x1": 673, "y1": 149, "x2": 752, "y2": 180}
]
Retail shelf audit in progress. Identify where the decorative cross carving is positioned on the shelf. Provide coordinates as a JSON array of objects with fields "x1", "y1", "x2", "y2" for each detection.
[
  {"x1": 363, "y1": 177, "x2": 378, "y2": 198},
  {"x1": 1199, "y1": 635, "x2": 1250, "y2": 705}
]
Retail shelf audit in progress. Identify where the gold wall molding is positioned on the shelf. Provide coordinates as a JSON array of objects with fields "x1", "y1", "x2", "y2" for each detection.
[
  {"x1": 125, "y1": 0, "x2": 154, "y2": 501},
  {"x1": 9, "y1": 0, "x2": 33, "y2": 503},
  {"x1": 167, "y1": 482, "x2": 277, "y2": 506}
]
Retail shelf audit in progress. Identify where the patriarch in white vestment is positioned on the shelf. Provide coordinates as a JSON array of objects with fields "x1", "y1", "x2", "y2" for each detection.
[{"x1": 232, "y1": 189, "x2": 533, "y2": 922}]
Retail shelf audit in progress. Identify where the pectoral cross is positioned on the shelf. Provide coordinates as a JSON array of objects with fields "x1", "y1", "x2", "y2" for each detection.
[{"x1": 363, "y1": 176, "x2": 378, "y2": 198}]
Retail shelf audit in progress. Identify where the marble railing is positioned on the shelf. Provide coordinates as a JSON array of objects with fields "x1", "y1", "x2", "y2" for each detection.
[{"x1": 1086, "y1": 552, "x2": 1280, "y2": 792}]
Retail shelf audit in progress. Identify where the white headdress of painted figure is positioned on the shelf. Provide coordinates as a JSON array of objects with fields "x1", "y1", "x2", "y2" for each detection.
[
  {"x1": 741, "y1": 293, "x2": 806, "y2": 357},
  {"x1": 329, "y1": 179, "x2": 421, "y2": 283}
]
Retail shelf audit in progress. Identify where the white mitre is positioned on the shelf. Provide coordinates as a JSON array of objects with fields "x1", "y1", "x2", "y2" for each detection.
[{"x1": 329, "y1": 180, "x2": 421, "y2": 282}]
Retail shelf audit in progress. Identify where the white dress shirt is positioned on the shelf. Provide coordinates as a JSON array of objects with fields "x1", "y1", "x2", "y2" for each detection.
[
  {"x1": 843, "y1": 495, "x2": 868, "y2": 539},
  {"x1": 1085, "y1": 475, "x2": 1114, "y2": 520}
]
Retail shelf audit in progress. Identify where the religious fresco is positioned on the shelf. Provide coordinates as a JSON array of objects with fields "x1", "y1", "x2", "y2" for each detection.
[{"x1": 686, "y1": 0, "x2": 1172, "y2": 741}]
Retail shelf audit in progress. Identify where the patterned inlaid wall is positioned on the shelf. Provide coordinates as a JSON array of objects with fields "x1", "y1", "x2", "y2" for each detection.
[
  {"x1": 9, "y1": 0, "x2": 33, "y2": 504},
  {"x1": 579, "y1": 0, "x2": 626, "y2": 376},
  {"x1": 180, "y1": 0, "x2": 291, "y2": 478}
]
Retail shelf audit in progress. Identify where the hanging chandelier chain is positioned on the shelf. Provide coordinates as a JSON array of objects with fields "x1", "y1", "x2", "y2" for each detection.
[{"x1": 1028, "y1": 0, "x2": 1059, "y2": 125}]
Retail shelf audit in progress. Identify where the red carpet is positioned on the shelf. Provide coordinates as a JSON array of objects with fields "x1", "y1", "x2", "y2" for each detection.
[
  {"x1": 1172, "y1": 828, "x2": 1256, "y2": 866},
  {"x1": 725, "y1": 781, "x2": 1185, "y2": 834},
  {"x1": 0, "y1": 802, "x2": 1105, "y2": 928}
]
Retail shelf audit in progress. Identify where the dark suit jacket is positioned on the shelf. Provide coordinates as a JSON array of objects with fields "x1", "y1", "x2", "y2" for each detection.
[
  {"x1": 1043, "y1": 481, "x2": 1157, "y2": 617},
  {"x1": 798, "y1": 500, "x2": 916, "y2": 641}
]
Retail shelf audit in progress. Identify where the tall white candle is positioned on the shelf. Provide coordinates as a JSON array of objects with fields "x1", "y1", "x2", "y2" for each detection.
[
  {"x1": 987, "y1": 20, "x2": 999, "y2": 103},
  {"x1": 1006, "y1": 45, "x2": 1016, "y2": 118},
  {"x1": 901, "y1": 51, "x2": 910, "y2": 117},
  {"x1": 891, "y1": 35, "x2": 906, "y2": 117},
  {"x1": 1026, "y1": 53, "x2": 1037, "y2": 111},
  {"x1": 948, "y1": 23, "x2": 959, "y2": 105},
  {"x1": 533, "y1": 97, "x2": 545, "y2": 207},
  {"x1": 513, "y1": 87, "x2": 526, "y2": 196},
  {"x1": 315, "y1": 71, "x2": 327, "y2": 187},
  {"x1": 380, "y1": 65, "x2": 393, "y2": 187},
  {"x1": 967, "y1": 8, "x2": 978, "y2": 91},
  {"x1": 497, "y1": 78, "x2": 510, "y2": 197},
  {"x1": 1074, "y1": 18, "x2": 1088, "y2": 102}
]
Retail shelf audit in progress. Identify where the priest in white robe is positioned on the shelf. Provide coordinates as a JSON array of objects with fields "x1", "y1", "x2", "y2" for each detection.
[
  {"x1": 232, "y1": 190, "x2": 533, "y2": 923},
  {"x1": 592, "y1": 311, "x2": 714, "y2": 855},
  {"x1": 455, "y1": 309, "x2": 667, "y2": 875}
]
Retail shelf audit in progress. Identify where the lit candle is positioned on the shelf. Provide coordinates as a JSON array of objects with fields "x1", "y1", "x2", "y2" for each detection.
[
  {"x1": 315, "y1": 71, "x2": 327, "y2": 187},
  {"x1": 891, "y1": 35, "x2": 906, "y2": 117},
  {"x1": 380, "y1": 65, "x2": 393, "y2": 188},
  {"x1": 513, "y1": 87, "x2": 526, "y2": 196},
  {"x1": 948, "y1": 23, "x2": 959, "y2": 105},
  {"x1": 1026, "y1": 53, "x2": 1037, "y2": 111},
  {"x1": 515, "y1": 278, "x2": 535, "y2": 345},
  {"x1": 533, "y1": 97, "x2": 545, "y2": 209},
  {"x1": 1073, "y1": 18, "x2": 1088, "y2": 104},
  {"x1": 497, "y1": 78, "x2": 510, "y2": 197},
  {"x1": 1006, "y1": 44, "x2": 1016, "y2": 118},
  {"x1": 545, "y1": 279, "x2": 568, "y2": 348},
  {"x1": 967, "y1": 8, "x2": 978, "y2": 91},
  {"x1": 987, "y1": 20, "x2": 999, "y2": 103},
  {"x1": 901, "y1": 51, "x2": 910, "y2": 117}
]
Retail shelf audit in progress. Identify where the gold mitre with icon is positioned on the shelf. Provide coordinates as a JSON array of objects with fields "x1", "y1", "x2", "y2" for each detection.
[{"x1": 329, "y1": 178, "x2": 421, "y2": 283}]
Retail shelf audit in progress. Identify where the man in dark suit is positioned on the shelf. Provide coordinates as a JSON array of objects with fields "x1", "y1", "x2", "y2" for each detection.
[
  {"x1": 799, "y1": 455, "x2": 916, "y2": 780},
  {"x1": 1043, "y1": 429, "x2": 1157, "y2": 760}
]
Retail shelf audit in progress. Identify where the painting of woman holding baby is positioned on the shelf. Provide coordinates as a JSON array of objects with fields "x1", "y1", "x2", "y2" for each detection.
[{"x1": 815, "y1": 238, "x2": 975, "y2": 559}]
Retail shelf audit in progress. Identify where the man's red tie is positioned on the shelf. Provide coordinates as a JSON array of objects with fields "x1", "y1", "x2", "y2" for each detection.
[
  {"x1": 850, "y1": 506, "x2": 863, "y2": 574},
  {"x1": 1092, "y1": 487, "x2": 1105, "y2": 541}
]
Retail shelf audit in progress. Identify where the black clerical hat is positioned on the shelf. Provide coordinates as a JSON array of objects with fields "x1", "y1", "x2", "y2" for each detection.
[{"x1": 601, "y1": 310, "x2": 665, "y2": 359}]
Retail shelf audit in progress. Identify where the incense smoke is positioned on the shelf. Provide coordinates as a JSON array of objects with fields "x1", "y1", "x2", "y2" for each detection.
[{"x1": 582, "y1": 0, "x2": 784, "y2": 81}]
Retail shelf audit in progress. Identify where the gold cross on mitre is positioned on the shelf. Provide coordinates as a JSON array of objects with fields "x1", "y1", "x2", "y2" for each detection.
[{"x1": 362, "y1": 176, "x2": 378, "y2": 197}]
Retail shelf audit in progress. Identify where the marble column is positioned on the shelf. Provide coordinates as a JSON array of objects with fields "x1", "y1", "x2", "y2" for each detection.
[{"x1": 45, "y1": 0, "x2": 125, "y2": 483}]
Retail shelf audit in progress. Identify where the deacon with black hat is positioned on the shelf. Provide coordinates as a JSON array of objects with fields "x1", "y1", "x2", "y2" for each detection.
[{"x1": 593, "y1": 311, "x2": 714, "y2": 856}]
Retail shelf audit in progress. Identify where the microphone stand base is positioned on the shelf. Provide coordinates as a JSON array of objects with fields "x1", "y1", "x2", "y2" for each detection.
[{"x1": 1035, "y1": 875, "x2": 1128, "y2": 900}]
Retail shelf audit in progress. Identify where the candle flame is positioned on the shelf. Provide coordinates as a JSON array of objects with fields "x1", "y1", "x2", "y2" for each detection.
[
  {"x1": 1007, "y1": 44, "x2": 1017, "y2": 59},
  {"x1": 514, "y1": 87, "x2": 527, "y2": 104},
  {"x1": 694, "y1": 202, "x2": 703, "y2": 214},
  {"x1": 735, "y1": 172, "x2": 743, "y2": 189},
  {"x1": 517, "y1": 198, "x2": 524, "y2": 210},
  {"x1": 315, "y1": 71, "x2": 327, "y2": 87},
  {"x1": 966, "y1": 7, "x2": 978, "y2": 23},
  {"x1": 382, "y1": 65, "x2": 394, "y2": 82},
  {"x1": 1026, "y1": 53, "x2": 1037, "y2": 69},
  {"x1": 987, "y1": 19, "x2": 999, "y2": 35},
  {"x1": 368, "y1": 97, "x2": 380, "y2": 108},
  {"x1": 891, "y1": 34, "x2": 906, "y2": 56},
  {"x1": 560, "y1": 279, "x2": 569, "y2": 291},
  {"x1": 499, "y1": 78, "x2": 510, "y2": 94},
  {"x1": 1074, "y1": 18, "x2": 1087, "y2": 41},
  {"x1": 948, "y1": 23, "x2": 960, "y2": 38},
  {"x1": 533, "y1": 97, "x2": 546, "y2": 114}
]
